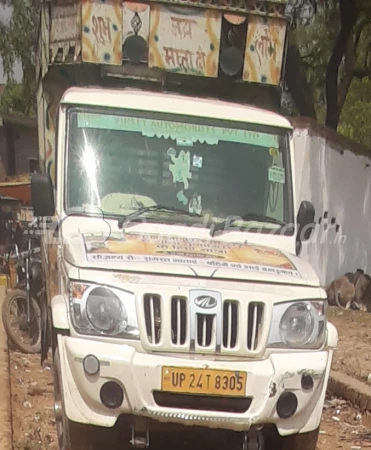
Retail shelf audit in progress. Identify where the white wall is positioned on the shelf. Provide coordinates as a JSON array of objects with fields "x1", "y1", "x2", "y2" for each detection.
[{"x1": 293, "y1": 126, "x2": 371, "y2": 287}]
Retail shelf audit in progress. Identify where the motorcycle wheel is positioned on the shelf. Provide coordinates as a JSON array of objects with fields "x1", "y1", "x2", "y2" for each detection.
[{"x1": 1, "y1": 289, "x2": 42, "y2": 354}]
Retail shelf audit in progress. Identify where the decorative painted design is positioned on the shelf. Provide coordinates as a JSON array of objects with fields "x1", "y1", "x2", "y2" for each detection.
[
  {"x1": 149, "y1": 3, "x2": 222, "y2": 77},
  {"x1": 83, "y1": 232, "x2": 301, "y2": 278},
  {"x1": 39, "y1": 4, "x2": 49, "y2": 80},
  {"x1": 36, "y1": 85, "x2": 45, "y2": 172},
  {"x1": 223, "y1": 13, "x2": 246, "y2": 25},
  {"x1": 44, "y1": 91, "x2": 58, "y2": 187},
  {"x1": 243, "y1": 16, "x2": 286, "y2": 85},
  {"x1": 81, "y1": 0, "x2": 123, "y2": 65},
  {"x1": 123, "y1": 1, "x2": 150, "y2": 62}
]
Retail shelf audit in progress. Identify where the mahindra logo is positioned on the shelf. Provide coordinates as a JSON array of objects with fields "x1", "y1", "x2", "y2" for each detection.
[{"x1": 194, "y1": 295, "x2": 217, "y2": 309}]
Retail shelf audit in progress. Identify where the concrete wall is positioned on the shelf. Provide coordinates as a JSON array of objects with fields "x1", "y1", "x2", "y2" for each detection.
[{"x1": 291, "y1": 119, "x2": 371, "y2": 287}]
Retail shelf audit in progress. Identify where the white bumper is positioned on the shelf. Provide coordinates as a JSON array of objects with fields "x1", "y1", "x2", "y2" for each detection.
[{"x1": 58, "y1": 335, "x2": 333, "y2": 436}]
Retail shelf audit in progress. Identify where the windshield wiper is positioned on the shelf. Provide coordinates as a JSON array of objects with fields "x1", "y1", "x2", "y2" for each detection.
[
  {"x1": 209, "y1": 214, "x2": 287, "y2": 237},
  {"x1": 118, "y1": 204, "x2": 202, "y2": 228}
]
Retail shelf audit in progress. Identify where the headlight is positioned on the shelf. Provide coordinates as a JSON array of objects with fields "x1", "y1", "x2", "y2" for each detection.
[
  {"x1": 268, "y1": 300, "x2": 326, "y2": 349},
  {"x1": 69, "y1": 281, "x2": 140, "y2": 339}
]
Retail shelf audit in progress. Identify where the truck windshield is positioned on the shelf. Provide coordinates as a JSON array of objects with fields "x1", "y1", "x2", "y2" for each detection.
[{"x1": 65, "y1": 107, "x2": 294, "y2": 235}]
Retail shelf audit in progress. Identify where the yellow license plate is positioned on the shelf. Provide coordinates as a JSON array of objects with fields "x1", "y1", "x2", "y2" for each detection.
[{"x1": 161, "y1": 367, "x2": 247, "y2": 397}]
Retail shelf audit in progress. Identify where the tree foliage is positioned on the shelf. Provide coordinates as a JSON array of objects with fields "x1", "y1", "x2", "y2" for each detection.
[
  {"x1": 0, "y1": 0, "x2": 39, "y2": 116},
  {"x1": 290, "y1": 0, "x2": 371, "y2": 146}
]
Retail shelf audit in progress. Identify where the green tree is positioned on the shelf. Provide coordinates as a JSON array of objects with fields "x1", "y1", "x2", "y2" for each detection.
[
  {"x1": 289, "y1": 0, "x2": 371, "y2": 146},
  {"x1": 0, "y1": 0, "x2": 39, "y2": 116}
]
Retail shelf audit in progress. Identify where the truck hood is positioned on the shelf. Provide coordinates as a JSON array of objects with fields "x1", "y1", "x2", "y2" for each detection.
[{"x1": 63, "y1": 231, "x2": 320, "y2": 287}]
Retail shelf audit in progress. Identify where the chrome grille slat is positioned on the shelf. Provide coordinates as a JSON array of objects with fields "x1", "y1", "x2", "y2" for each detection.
[
  {"x1": 250, "y1": 303, "x2": 257, "y2": 350},
  {"x1": 150, "y1": 296, "x2": 156, "y2": 344},
  {"x1": 176, "y1": 299, "x2": 181, "y2": 346},
  {"x1": 143, "y1": 293, "x2": 266, "y2": 355},
  {"x1": 227, "y1": 302, "x2": 232, "y2": 348},
  {"x1": 143, "y1": 294, "x2": 161, "y2": 344},
  {"x1": 202, "y1": 316, "x2": 207, "y2": 347}
]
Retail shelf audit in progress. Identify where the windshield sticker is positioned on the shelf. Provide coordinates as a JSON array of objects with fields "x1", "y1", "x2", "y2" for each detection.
[
  {"x1": 169, "y1": 149, "x2": 192, "y2": 190},
  {"x1": 176, "y1": 137, "x2": 194, "y2": 147},
  {"x1": 269, "y1": 147, "x2": 279, "y2": 157},
  {"x1": 192, "y1": 154, "x2": 203, "y2": 168},
  {"x1": 167, "y1": 147, "x2": 177, "y2": 157},
  {"x1": 188, "y1": 194, "x2": 202, "y2": 215},
  {"x1": 176, "y1": 189, "x2": 188, "y2": 205},
  {"x1": 82, "y1": 233, "x2": 301, "y2": 278},
  {"x1": 77, "y1": 113, "x2": 279, "y2": 148},
  {"x1": 268, "y1": 166, "x2": 286, "y2": 184}
]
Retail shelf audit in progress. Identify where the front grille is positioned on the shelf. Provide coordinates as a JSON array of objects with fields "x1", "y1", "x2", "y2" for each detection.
[{"x1": 143, "y1": 293, "x2": 267, "y2": 355}]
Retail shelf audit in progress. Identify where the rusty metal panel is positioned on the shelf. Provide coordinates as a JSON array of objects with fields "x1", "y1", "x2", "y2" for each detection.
[
  {"x1": 82, "y1": 0, "x2": 123, "y2": 65},
  {"x1": 50, "y1": 1, "x2": 82, "y2": 63},
  {"x1": 149, "y1": 4, "x2": 222, "y2": 77},
  {"x1": 123, "y1": 1, "x2": 150, "y2": 63},
  {"x1": 136, "y1": 0, "x2": 288, "y2": 18},
  {"x1": 243, "y1": 15, "x2": 286, "y2": 85},
  {"x1": 50, "y1": 2, "x2": 80, "y2": 43}
]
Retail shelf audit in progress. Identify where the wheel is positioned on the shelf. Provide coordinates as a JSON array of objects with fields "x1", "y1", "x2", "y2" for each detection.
[
  {"x1": 53, "y1": 349, "x2": 93, "y2": 450},
  {"x1": 1, "y1": 289, "x2": 41, "y2": 353},
  {"x1": 281, "y1": 427, "x2": 319, "y2": 450}
]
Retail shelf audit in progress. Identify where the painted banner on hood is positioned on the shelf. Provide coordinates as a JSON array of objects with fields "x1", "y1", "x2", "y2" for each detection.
[{"x1": 83, "y1": 232, "x2": 301, "y2": 278}]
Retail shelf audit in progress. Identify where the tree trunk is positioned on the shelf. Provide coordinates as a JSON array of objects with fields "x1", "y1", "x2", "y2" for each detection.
[
  {"x1": 325, "y1": 0, "x2": 358, "y2": 130},
  {"x1": 285, "y1": 41, "x2": 317, "y2": 120},
  {"x1": 337, "y1": 36, "x2": 357, "y2": 112}
]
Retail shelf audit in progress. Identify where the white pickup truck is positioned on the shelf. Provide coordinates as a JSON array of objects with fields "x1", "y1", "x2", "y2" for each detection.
[
  {"x1": 31, "y1": 86, "x2": 338, "y2": 450},
  {"x1": 32, "y1": 1, "x2": 338, "y2": 449}
]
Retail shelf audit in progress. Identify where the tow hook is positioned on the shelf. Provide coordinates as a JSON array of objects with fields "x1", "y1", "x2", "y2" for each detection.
[
  {"x1": 243, "y1": 426, "x2": 264, "y2": 450},
  {"x1": 130, "y1": 418, "x2": 149, "y2": 448}
]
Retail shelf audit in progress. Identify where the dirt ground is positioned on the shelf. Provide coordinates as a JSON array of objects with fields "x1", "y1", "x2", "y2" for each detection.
[
  {"x1": 8, "y1": 307, "x2": 371, "y2": 450},
  {"x1": 327, "y1": 306, "x2": 371, "y2": 384}
]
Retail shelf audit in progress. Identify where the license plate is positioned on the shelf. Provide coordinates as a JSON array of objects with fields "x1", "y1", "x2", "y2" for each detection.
[{"x1": 161, "y1": 367, "x2": 247, "y2": 397}]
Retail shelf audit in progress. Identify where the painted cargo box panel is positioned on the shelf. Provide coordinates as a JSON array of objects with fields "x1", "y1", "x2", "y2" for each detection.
[
  {"x1": 149, "y1": 4, "x2": 222, "y2": 77},
  {"x1": 47, "y1": 0, "x2": 289, "y2": 82},
  {"x1": 50, "y1": 3, "x2": 80, "y2": 43},
  {"x1": 243, "y1": 15, "x2": 286, "y2": 85},
  {"x1": 122, "y1": 1, "x2": 150, "y2": 64},
  {"x1": 82, "y1": 0, "x2": 123, "y2": 65}
]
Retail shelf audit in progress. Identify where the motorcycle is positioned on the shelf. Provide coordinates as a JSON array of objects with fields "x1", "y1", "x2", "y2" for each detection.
[{"x1": 1, "y1": 232, "x2": 44, "y2": 354}]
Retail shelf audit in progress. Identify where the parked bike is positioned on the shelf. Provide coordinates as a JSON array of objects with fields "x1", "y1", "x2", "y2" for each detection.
[{"x1": 1, "y1": 233, "x2": 43, "y2": 354}]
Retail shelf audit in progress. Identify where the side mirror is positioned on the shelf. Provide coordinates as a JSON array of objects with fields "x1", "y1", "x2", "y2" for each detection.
[
  {"x1": 296, "y1": 200, "x2": 315, "y2": 242},
  {"x1": 31, "y1": 173, "x2": 55, "y2": 217}
]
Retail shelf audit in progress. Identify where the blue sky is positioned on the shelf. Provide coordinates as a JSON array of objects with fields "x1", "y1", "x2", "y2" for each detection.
[{"x1": 0, "y1": 4, "x2": 23, "y2": 84}]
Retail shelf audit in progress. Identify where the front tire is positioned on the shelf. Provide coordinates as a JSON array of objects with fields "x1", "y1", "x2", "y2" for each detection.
[
  {"x1": 281, "y1": 427, "x2": 319, "y2": 450},
  {"x1": 53, "y1": 349, "x2": 93, "y2": 450}
]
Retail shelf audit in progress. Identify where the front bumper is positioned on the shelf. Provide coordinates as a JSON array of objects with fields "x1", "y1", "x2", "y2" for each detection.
[{"x1": 58, "y1": 335, "x2": 332, "y2": 436}]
